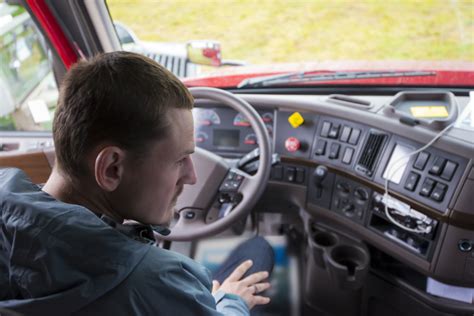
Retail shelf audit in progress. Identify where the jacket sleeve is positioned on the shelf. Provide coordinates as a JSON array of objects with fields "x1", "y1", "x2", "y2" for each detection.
[
  {"x1": 137, "y1": 258, "x2": 250, "y2": 316},
  {"x1": 111, "y1": 252, "x2": 249, "y2": 316},
  {"x1": 213, "y1": 290, "x2": 250, "y2": 316},
  {"x1": 76, "y1": 247, "x2": 251, "y2": 316}
]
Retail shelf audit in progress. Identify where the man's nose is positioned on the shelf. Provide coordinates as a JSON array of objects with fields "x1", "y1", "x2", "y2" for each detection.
[{"x1": 186, "y1": 156, "x2": 197, "y2": 185}]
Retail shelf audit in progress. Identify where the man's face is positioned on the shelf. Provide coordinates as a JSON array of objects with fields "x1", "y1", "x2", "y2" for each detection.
[{"x1": 116, "y1": 108, "x2": 197, "y2": 225}]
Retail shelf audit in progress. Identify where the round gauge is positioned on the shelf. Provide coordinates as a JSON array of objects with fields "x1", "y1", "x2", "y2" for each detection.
[
  {"x1": 193, "y1": 108, "x2": 221, "y2": 126},
  {"x1": 233, "y1": 113, "x2": 251, "y2": 127},
  {"x1": 244, "y1": 133, "x2": 258, "y2": 145},
  {"x1": 261, "y1": 112, "x2": 274, "y2": 123},
  {"x1": 195, "y1": 131, "x2": 208, "y2": 143}
]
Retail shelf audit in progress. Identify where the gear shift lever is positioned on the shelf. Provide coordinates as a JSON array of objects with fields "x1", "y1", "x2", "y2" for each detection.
[{"x1": 313, "y1": 165, "x2": 328, "y2": 198}]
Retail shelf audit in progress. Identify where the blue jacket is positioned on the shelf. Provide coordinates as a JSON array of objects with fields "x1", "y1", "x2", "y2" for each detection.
[{"x1": 0, "y1": 168, "x2": 248, "y2": 315}]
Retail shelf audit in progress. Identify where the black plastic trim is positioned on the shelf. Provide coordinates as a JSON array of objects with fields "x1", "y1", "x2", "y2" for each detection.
[{"x1": 226, "y1": 85, "x2": 474, "y2": 96}]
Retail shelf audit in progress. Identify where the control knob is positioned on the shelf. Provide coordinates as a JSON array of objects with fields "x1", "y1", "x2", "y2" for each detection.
[
  {"x1": 285, "y1": 137, "x2": 301, "y2": 152},
  {"x1": 354, "y1": 187, "x2": 369, "y2": 201},
  {"x1": 342, "y1": 204, "x2": 355, "y2": 216},
  {"x1": 336, "y1": 182, "x2": 351, "y2": 194}
]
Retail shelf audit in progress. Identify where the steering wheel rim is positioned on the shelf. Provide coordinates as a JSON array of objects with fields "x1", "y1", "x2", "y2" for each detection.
[{"x1": 162, "y1": 87, "x2": 272, "y2": 241}]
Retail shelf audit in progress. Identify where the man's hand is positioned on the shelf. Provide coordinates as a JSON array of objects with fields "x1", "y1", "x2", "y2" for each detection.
[{"x1": 212, "y1": 260, "x2": 271, "y2": 309}]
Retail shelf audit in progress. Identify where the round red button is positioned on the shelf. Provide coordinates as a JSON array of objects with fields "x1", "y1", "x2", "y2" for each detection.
[{"x1": 285, "y1": 137, "x2": 300, "y2": 152}]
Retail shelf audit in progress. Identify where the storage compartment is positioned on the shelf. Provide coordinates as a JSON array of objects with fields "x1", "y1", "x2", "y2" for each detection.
[
  {"x1": 362, "y1": 272, "x2": 473, "y2": 316},
  {"x1": 383, "y1": 91, "x2": 458, "y2": 130},
  {"x1": 369, "y1": 213, "x2": 432, "y2": 257},
  {"x1": 364, "y1": 247, "x2": 474, "y2": 315}
]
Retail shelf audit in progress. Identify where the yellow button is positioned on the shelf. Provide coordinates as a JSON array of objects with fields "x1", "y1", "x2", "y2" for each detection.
[{"x1": 288, "y1": 112, "x2": 304, "y2": 128}]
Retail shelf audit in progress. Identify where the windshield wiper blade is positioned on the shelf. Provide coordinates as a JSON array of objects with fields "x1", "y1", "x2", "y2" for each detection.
[{"x1": 237, "y1": 70, "x2": 437, "y2": 88}]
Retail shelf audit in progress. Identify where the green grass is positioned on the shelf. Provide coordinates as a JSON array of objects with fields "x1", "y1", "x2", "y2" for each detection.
[{"x1": 82, "y1": 1, "x2": 474, "y2": 64}]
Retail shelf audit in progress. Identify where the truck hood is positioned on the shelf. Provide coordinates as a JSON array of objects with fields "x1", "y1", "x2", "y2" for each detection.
[{"x1": 182, "y1": 60, "x2": 474, "y2": 88}]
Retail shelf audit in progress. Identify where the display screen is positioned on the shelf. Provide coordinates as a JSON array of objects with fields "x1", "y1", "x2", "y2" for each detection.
[
  {"x1": 383, "y1": 144, "x2": 413, "y2": 184},
  {"x1": 213, "y1": 129, "x2": 240, "y2": 147}
]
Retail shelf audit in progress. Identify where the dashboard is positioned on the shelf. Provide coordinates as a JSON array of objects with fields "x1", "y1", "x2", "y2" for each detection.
[
  {"x1": 1, "y1": 91, "x2": 473, "y2": 289},
  {"x1": 192, "y1": 92, "x2": 474, "y2": 287}
]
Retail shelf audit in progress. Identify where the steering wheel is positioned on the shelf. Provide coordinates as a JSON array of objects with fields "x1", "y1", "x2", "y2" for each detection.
[{"x1": 163, "y1": 87, "x2": 272, "y2": 241}]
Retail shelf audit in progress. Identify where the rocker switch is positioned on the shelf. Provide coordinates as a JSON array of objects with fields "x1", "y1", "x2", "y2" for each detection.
[
  {"x1": 285, "y1": 167, "x2": 296, "y2": 182},
  {"x1": 431, "y1": 182, "x2": 447, "y2": 202},
  {"x1": 320, "y1": 121, "x2": 331, "y2": 137},
  {"x1": 328, "y1": 124, "x2": 340, "y2": 139},
  {"x1": 314, "y1": 139, "x2": 327, "y2": 156},
  {"x1": 420, "y1": 178, "x2": 436, "y2": 197},
  {"x1": 413, "y1": 152, "x2": 430, "y2": 171},
  {"x1": 328, "y1": 143, "x2": 340, "y2": 159},
  {"x1": 429, "y1": 157, "x2": 446, "y2": 175},
  {"x1": 404, "y1": 172, "x2": 420, "y2": 191},
  {"x1": 440, "y1": 160, "x2": 457, "y2": 181}
]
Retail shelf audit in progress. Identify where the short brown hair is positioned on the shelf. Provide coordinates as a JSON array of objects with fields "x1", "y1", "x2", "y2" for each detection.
[{"x1": 53, "y1": 51, "x2": 193, "y2": 179}]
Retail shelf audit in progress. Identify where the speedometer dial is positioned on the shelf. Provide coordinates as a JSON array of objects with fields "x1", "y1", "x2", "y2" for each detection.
[
  {"x1": 193, "y1": 108, "x2": 221, "y2": 126},
  {"x1": 233, "y1": 113, "x2": 251, "y2": 127}
]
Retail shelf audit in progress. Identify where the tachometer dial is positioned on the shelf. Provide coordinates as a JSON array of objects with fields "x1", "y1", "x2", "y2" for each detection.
[
  {"x1": 261, "y1": 112, "x2": 274, "y2": 123},
  {"x1": 244, "y1": 133, "x2": 258, "y2": 145},
  {"x1": 195, "y1": 131, "x2": 208, "y2": 143},
  {"x1": 193, "y1": 108, "x2": 221, "y2": 126},
  {"x1": 233, "y1": 113, "x2": 251, "y2": 127}
]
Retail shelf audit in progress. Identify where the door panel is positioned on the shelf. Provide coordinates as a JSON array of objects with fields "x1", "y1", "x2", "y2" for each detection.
[{"x1": 0, "y1": 149, "x2": 53, "y2": 183}]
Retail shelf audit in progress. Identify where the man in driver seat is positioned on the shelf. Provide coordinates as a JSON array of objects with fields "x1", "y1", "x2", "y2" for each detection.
[{"x1": 0, "y1": 52, "x2": 274, "y2": 315}]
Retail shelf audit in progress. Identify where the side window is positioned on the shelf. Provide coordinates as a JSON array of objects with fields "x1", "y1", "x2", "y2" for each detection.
[{"x1": 0, "y1": 4, "x2": 58, "y2": 132}]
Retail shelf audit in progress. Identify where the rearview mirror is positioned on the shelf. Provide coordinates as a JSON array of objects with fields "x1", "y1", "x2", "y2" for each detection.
[{"x1": 186, "y1": 41, "x2": 222, "y2": 67}]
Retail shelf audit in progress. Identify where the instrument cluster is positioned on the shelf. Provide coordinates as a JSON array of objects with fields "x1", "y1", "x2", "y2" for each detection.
[{"x1": 193, "y1": 107, "x2": 274, "y2": 156}]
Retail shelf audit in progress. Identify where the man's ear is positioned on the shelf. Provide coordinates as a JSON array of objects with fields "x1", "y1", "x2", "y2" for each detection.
[{"x1": 94, "y1": 146, "x2": 126, "y2": 192}]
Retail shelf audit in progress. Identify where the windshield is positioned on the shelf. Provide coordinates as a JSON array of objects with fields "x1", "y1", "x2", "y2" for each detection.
[
  {"x1": 107, "y1": 0, "x2": 474, "y2": 88},
  {"x1": 0, "y1": 1, "x2": 472, "y2": 133}
]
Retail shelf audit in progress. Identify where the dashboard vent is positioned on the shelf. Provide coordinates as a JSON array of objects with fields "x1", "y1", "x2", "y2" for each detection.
[
  {"x1": 356, "y1": 131, "x2": 387, "y2": 177},
  {"x1": 327, "y1": 94, "x2": 372, "y2": 109}
]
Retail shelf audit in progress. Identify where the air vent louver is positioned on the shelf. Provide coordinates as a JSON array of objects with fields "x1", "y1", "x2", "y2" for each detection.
[
  {"x1": 356, "y1": 132, "x2": 387, "y2": 177},
  {"x1": 327, "y1": 94, "x2": 372, "y2": 109}
]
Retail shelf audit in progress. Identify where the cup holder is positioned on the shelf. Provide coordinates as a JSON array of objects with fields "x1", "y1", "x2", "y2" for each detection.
[
  {"x1": 326, "y1": 244, "x2": 370, "y2": 290},
  {"x1": 310, "y1": 231, "x2": 339, "y2": 268},
  {"x1": 314, "y1": 231, "x2": 338, "y2": 247}
]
